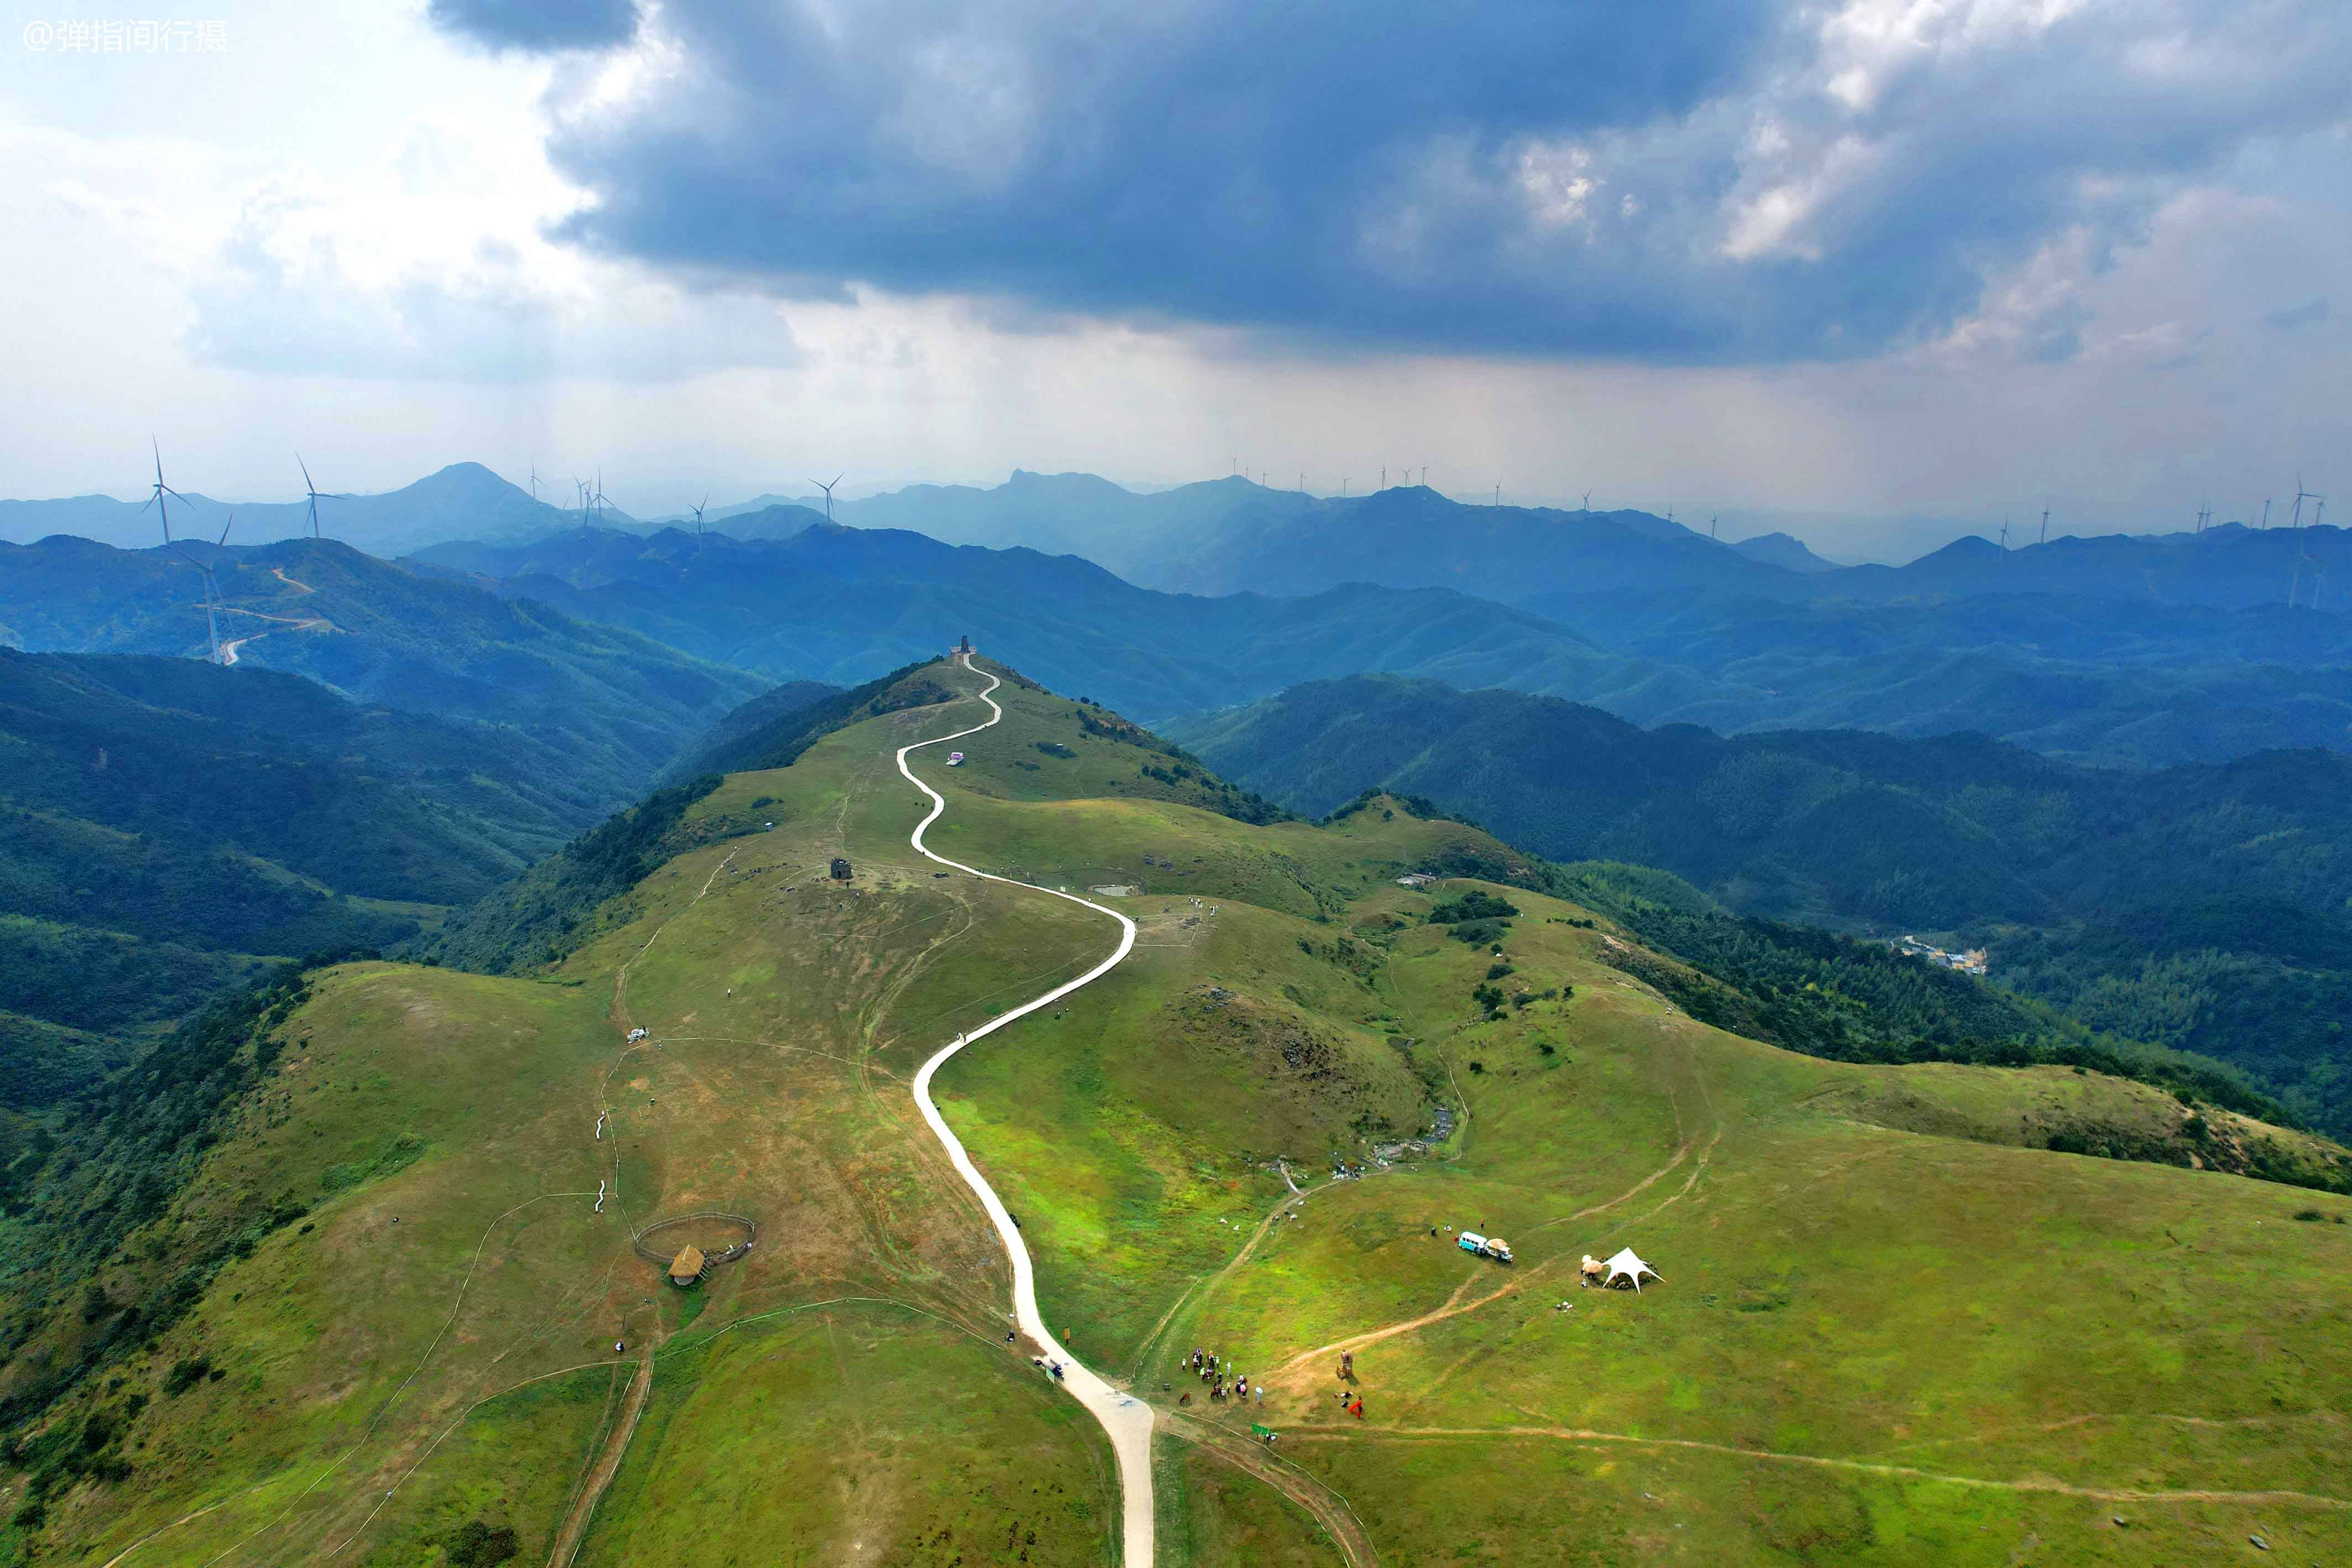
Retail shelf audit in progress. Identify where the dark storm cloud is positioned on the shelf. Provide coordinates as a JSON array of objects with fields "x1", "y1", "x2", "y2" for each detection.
[
  {"x1": 426, "y1": 0, "x2": 637, "y2": 52},
  {"x1": 433, "y1": 0, "x2": 2352, "y2": 363}
]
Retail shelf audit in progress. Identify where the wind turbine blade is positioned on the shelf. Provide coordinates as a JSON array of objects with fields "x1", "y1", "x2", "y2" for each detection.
[
  {"x1": 831, "y1": 472, "x2": 844, "y2": 488},
  {"x1": 218, "y1": 514, "x2": 234, "y2": 546},
  {"x1": 298, "y1": 454, "x2": 315, "y2": 493}
]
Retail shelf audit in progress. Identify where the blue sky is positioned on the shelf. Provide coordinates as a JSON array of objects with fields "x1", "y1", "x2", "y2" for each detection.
[{"x1": 2, "y1": 0, "x2": 2345, "y2": 556}]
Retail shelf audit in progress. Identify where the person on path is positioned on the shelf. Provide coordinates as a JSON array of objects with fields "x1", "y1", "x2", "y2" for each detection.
[
  {"x1": 1341, "y1": 1351, "x2": 1354, "y2": 1380},
  {"x1": 1254, "y1": 1384, "x2": 1264, "y2": 1405},
  {"x1": 1350, "y1": 1398, "x2": 1364, "y2": 1420}
]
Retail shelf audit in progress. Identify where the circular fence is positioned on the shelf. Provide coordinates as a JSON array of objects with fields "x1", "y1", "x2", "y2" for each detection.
[{"x1": 632, "y1": 1211, "x2": 759, "y2": 1273}]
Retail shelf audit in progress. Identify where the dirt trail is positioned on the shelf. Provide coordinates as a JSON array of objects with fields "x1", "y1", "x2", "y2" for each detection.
[
  {"x1": 216, "y1": 605, "x2": 332, "y2": 665},
  {"x1": 1168, "y1": 1412, "x2": 1379, "y2": 1566},
  {"x1": 1131, "y1": 1169, "x2": 1385, "y2": 1379},
  {"x1": 1288, "y1": 1423, "x2": 2352, "y2": 1511},
  {"x1": 1275, "y1": 1044, "x2": 1723, "y2": 1380},
  {"x1": 546, "y1": 1355, "x2": 655, "y2": 1567}
]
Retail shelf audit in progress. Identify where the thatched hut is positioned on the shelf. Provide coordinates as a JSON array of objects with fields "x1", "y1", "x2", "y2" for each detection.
[{"x1": 668, "y1": 1243, "x2": 707, "y2": 1287}]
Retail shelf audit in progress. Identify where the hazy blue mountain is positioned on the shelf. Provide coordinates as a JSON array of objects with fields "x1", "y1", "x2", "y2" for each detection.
[
  {"x1": 418, "y1": 519, "x2": 1649, "y2": 721},
  {"x1": 1129, "y1": 483, "x2": 1796, "y2": 600},
  {"x1": 1172, "y1": 673, "x2": 2352, "y2": 1132},
  {"x1": 1816, "y1": 524, "x2": 2352, "y2": 610},
  {"x1": 0, "y1": 534, "x2": 764, "y2": 815},
  {"x1": 834, "y1": 470, "x2": 1305, "y2": 580},
  {"x1": 0, "y1": 463, "x2": 615, "y2": 556},
  {"x1": 1513, "y1": 588, "x2": 2352, "y2": 768},
  {"x1": 1733, "y1": 531, "x2": 1842, "y2": 571},
  {"x1": 409, "y1": 520, "x2": 2352, "y2": 768}
]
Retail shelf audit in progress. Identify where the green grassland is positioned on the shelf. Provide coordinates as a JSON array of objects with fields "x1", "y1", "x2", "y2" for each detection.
[
  {"x1": 8, "y1": 654, "x2": 2349, "y2": 1567},
  {"x1": 912, "y1": 664, "x2": 2352, "y2": 1565}
]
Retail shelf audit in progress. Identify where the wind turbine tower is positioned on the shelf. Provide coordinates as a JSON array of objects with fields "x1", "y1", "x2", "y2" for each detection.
[
  {"x1": 142, "y1": 440, "x2": 188, "y2": 546},
  {"x1": 811, "y1": 473, "x2": 844, "y2": 523},
  {"x1": 141, "y1": 442, "x2": 225, "y2": 663},
  {"x1": 296, "y1": 455, "x2": 350, "y2": 540},
  {"x1": 2039, "y1": 507, "x2": 2050, "y2": 545}
]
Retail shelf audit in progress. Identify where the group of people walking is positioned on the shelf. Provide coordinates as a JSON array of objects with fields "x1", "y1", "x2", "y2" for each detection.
[{"x1": 1177, "y1": 1345, "x2": 1262, "y2": 1406}]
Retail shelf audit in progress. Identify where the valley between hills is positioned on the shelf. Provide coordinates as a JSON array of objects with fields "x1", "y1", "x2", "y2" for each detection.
[{"x1": 7, "y1": 657, "x2": 2349, "y2": 1567}]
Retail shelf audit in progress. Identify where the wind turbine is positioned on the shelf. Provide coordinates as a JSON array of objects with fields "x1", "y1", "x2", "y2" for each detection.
[
  {"x1": 527, "y1": 462, "x2": 540, "y2": 503},
  {"x1": 1581, "y1": 490, "x2": 1592, "y2": 510},
  {"x1": 296, "y1": 455, "x2": 350, "y2": 540},
  {"x1": 2193, "y1": 502, "x2": 2210, "y2": 535},
  {"x1": 2291, "y1": 534, "x2": 2322, "y2": 608},
  {"x1": 1999, "y1": 518, "x2": 2010, "y2": 553},
  {"x1": 2288, "y1": 476, "x2": 2322, "y2": 533},
  {"x1": 688, "y1": 493, "x2": 708, "y2": 539},
  {"x1": 1709, "y1": 514, "x2": 1719, "y2": 541},
  {"x1": 142, "y1": 442, "x2": 218, "y2": 659},
  {"x1": 2040, "y1": 507, "x2": 2051, "y2": 545},
  {"x1": 142, "y1": 439, "x2": 190, "y2": 546},
  {"x1": 1494, "y1": 481, "x2": 1501, "y2": 507},
  {"x1": 811, "y1": 473, "x2": 843, "y2": 523},
  {"x1": 169, "y1": 513, "x2": 233, "y2": 664}
]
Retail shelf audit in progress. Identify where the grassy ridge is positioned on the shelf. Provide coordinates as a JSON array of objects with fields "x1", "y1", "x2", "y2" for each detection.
[
  {"x1": 1179, "y1": 674, "x2": 2352, "y2": 1134},
  {"x1": 8, "y1": 654, "x2": 2348, "y2": 1567}
]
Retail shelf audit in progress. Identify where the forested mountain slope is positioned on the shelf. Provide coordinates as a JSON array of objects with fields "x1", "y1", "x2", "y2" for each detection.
[
  {"x1": 1176, "y1": 675, "x2": 2352, "y2": 1131},
  {"x1": 0, "y1": 650, "x2": 564, "y2": 1109}
]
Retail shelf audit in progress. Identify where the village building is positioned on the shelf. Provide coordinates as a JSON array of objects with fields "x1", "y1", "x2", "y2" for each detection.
[{"x1": 668, "y1": 1244, "x2": 707, "y2": 1288}]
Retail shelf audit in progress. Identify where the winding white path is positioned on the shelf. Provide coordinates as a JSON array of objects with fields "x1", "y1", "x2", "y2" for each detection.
[{"x1": 901, "y1": 655, "x2": 1156, "y2": 1565}]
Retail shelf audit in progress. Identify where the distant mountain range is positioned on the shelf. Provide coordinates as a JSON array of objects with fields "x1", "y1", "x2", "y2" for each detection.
[
  {"x1": 410, "y1": 518, "x2": 1643, "y2": 720},
  {"x1": 1170, "y1": 674, "x2": 2352, "y2": 1134},
  {"x1": 0, "y1": 462, "x2": 623, "y2": 556},
  {"x1": 12, "y1": 506, "x2": 2349, "y2": 773},
  {"x1": 9, "y1": 461, "x2": 2348, "y2": 614},
  {"x1": 0, "y1": 534, "x2": 763, "y2": 817}
]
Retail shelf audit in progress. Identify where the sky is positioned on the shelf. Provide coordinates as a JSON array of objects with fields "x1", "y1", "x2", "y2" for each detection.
[{"x1": 1, "y1": 0, "x2": 2346, "y2": 561}]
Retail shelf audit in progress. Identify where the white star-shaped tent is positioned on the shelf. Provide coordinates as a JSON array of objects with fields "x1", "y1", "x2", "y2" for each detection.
[{"x1": 1602, "y1": 1247, "x2": 1660, "y2": 1291}]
